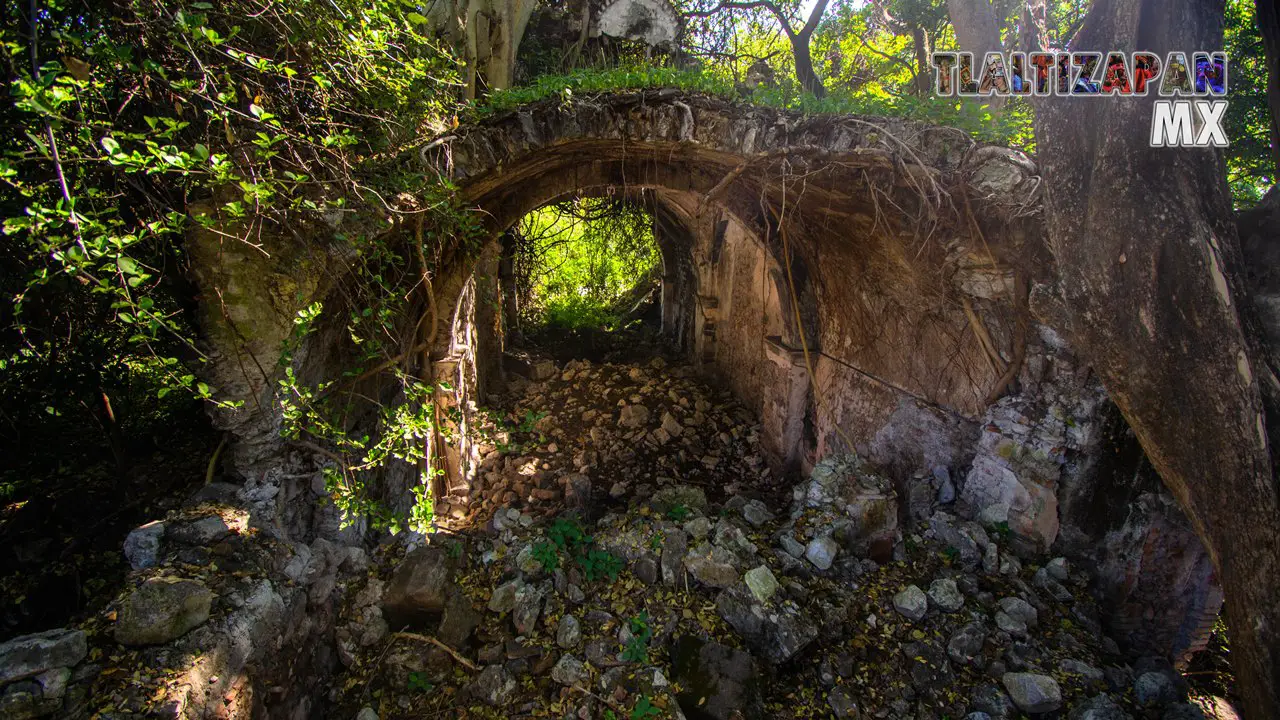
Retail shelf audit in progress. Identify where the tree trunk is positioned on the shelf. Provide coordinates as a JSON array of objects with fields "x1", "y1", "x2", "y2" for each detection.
[
  {"x1": 946, "y1": 0, "x2": 1006, "y2": 109},
  {"x1": 788, "y1": 0, "x2": 829, "y2": 98},
  {"x1": 790, "y1": 32, "x2": 825, "y2": 97},
  {"x1": 1257, "y1": 0, "x2": 1280, "y2": 174},
  {"x1": 912, "y1": 26, "x2": 929, "y2": 96},
  {"x1": 1035, "y1": 1, "x2": 1280, "y2": 717}
]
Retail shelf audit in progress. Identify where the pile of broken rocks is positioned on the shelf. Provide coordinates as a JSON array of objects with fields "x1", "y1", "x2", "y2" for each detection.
[
  {"x1": 438, "y1": 357, "x2": 776, "y2": 525},
  {"x1": 336, "y1": 442, "x2": 1221, "y2": 720}
]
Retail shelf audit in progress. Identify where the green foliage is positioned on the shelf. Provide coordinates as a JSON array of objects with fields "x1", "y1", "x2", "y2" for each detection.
[
  {"x1": 531, "y1": 517, "x2": 621, "y2": 582},
  {"x1": 576, "y1": 548, "x2": 624, "y2": 583},
  {"x1": 547, "y1": 518, "x2": 592, "y2": 551},
  {"x1": 532, "y1": 541, "x2": 560, "y2": 572},
  {"x1": 482, "y1": 62, "x2": 1034, "y2": 149},
  {"x1": 514, "y1": 198, "x2": 660, "y2": 332},
  {"x1": 1223, "y1": 0, "x2": 1274, "y2": 206},
  {"x1": 991, "y1": 521, "x2": 1012, "y2": 541},
  {"x1": 1, "y1": 0, "x2": 475, "y2": 530},
  {"x1": 406, "y1": 672, "x2": 434, "y2": 694},
  {"x1": 665, "y1": 504, "x2": 691, "y2": 522},
  {"x1": 621, "y1": 611, "x2": 653, "y2": 663},
  {"x1": 630, "y1": 695, "x2": 663, "y2": 720}
]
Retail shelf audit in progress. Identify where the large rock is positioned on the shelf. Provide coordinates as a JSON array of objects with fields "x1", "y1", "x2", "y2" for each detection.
[
  {"x1": 798, "y1": 455, "x2": 898, "y2": 557},
  {"x1": 670, "y1": 636, "x2": 763, "y2": 720},
  {"x1": 960, "y1": 400, "x2": 1067, "y2": 551},
  {"x1": 550, "y1": 655, "x2": 588, "y2": 687},
  {"x1": 928, "y1": 578, "x2": 965, "y2": 612},
  {"x1": 947, "y1": 622, "x2": 988, "y2": 666},
  {"x1": 382, "y1": 546, "x2": 452, "y2": 627},
  {"x1": 468, "y1": 665, "x2": 515, "y2": 706},
  {"x1": 619, "y1": 404, "x2": 651, "y2": 428},
  {"x1": 893, "y1": 585, "x2": 928, "y2": 621},
  {"x1": 167, "y1": 515, "x2": 231, "y2": 545},
  {"x1": 1002, "y1": 673, "x2": 1062, "y2": 714},
  {"x1": 0, "y1": 628, "x2": 87, "y2": 685},
  {"x1": 115, "y1": 577, "x2": 214, "y2": 646},
  {"x1": 684, "y1": 543, "x2": 741, "y2": 588},
  {"x1": 715, "y1": 584, "x2": 817, "y2": 664},
  {"x1": 123, "y1": 521, "x2": 165, "y2": 570}
]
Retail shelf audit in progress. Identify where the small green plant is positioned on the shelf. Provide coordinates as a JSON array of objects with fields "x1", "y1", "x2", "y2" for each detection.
[
  {"x1": 648, "y1": 532, "x2": 665, "y2": 553},
  {"x1": 622, "y1": 611, "x2": 653, "y2": 663},
  {"x1": 665, "y1": 504, "x2": 691, "y2": 522},
  {"x1": 991, "y1": 521, "x2": 1013, "y2": 541},
  {"x1": 942, "y1": 546, "x2": 960, "y2": 562},
  {"x1": 576, "y1": 548, "x2": 624, "y2": 582},
  {"x1": 447, "y1": 540, "x2": 464, "y2": 559},
  {"x1": 630, "y1": 695, "x2": 662, "y2": 720},
  {"x1": 605, "y1": 711, "x2": 618, "y2": 720},
  {"x1": 406, "y1": 671, "x2": 434, "y2": 694},
  {"x1": 517, "y1": 409, "x2": 548, "y2": 433},
  {"x1": 547, "y1": 518, "x2": 591, "y2": 551},
  {"x1": 532, "y1": 541, "x2": 560, "y2": 572}
]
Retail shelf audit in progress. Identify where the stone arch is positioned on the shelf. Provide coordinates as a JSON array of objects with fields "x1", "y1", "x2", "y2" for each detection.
[{"x1": 419, "y1": 91, "x2": 1042, "y2": 478}]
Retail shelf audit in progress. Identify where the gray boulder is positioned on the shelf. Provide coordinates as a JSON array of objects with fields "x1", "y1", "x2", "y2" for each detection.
[
  {"x1": 928, "y1": 578, "x2": 965, "y2": 612},
  {"x1": 167, "y1": 516, "x2": 231, "y2": 545},
  {"x1": 115, "y1": 577, "x2": 214, "y2": 646},
  {"x1": 1002, "y1": 672, "x2": 1062, "y2": 714},
  {"x1": 893, "y1": 585, "x2": 928, "y2": 621},
  {"x1": 550, "y1": 655, "x2": 588, "y2": 687},
  {"x1": 1068, "y1": 693, "x2": 1132, "y2": 720},
  {"x1": 556, "y1": 615, "x2": 582, "y2": 650},
  {"x1": 0, "y1": 628, "x2": 87, "y2": 685},
  {"x1": 947, "y1": 622, "x2": 988, "y2": 666},
  {"x1": 468, "y1": 665, "x2": 515, "y2": 706},
  {"x1": 123, "y1": 521, "x2": 165, "y2": 570},
  {"x1": 1134, "y1": 671, "x2": 1180, "y2": 708}
]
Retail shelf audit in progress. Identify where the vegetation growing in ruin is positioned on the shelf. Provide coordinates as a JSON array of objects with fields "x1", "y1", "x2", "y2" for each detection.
[{"x1": 513, "y1": 199, "x2": 661, "y2": 332}]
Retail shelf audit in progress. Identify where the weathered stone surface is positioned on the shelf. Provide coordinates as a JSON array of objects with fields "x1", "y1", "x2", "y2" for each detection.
[
  {"x1": 167, "y1": 515, "x2": 232, "y2": 545},
  {"x1": 804, "y1": 536, "x2": 839, "y2": 570},
  {"x1": 124, "y1": 521, "x2": 165, "y2": 570},
  {"x1": 715, "y1": 584, "x2": 817, "y2": 664},
  {"x1": 948, "y1": 622, "x2": 987, "y2": 666},
  {"x1": 928, "y1": 578, "x2": 964, "y2": 612},
  {"x1": 488, "y1": 578, "x2": 522, "y2": 614},
  {"x1": 1067, "y1": 693, "x2": 1130, "y2": 720},
  {"x1": 437, "y1": 590, "x2": 481, "y2": 648},
  {"x1": 960, "y1": 400, "x2": 1065, "y2": 551},
  {"x1": 743, "y1": 566, "x2": 779, "y2": 604},
  {"x1": 1002, "y1": 673, "x2": 1062, "y2": 714},
  {"x1": 828, "y1": 686, "x2": 859, "y2": 718},
  {"x1": 382, "y1": 546, "x2": 452, "y2": 627},
  {"x1": 997, "y1": 597, "x2": 1039, "y2": 627},
  {"x1": 684, "y1": 543, "x2": 741, "y2": 588},
  {"x1": 893, "y1": 585, "x2": 928, "y2": 621},
  {"x1": 972, "y1": 683, "x2": 1016, "y2": 720},
  {"x1": 619, "y1": 403, "x2": 651, "y2": 428},
  {"x1": 1134, "y1": 671, "x2": 1179, "y2": 707},
  {"x1": 0, "y1": 628, "x2": 87, "y2": 685},
  {"x1": 556, "y1": 615, "x2": 582, "y2": 649},
  {"x1": 115, "y1": 577, "x2": 214, "y2": 646},
  {"x1": 671, "y1": 635, "x2": 763, "y2": 720},
  {"x1": 798, "y1": 455, "x2": 898, "y2": 557},
  {"x1": 550, "y1": 655, "x2": 588, "y2": 687},
  {"x1": 469, "y1": 665, "x2": 515, "y2": 706}
]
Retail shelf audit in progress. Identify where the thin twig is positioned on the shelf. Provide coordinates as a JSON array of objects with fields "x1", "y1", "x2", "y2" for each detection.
[{"x1": 391, "y1": 632, "x2": 478, "y2": 671}]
